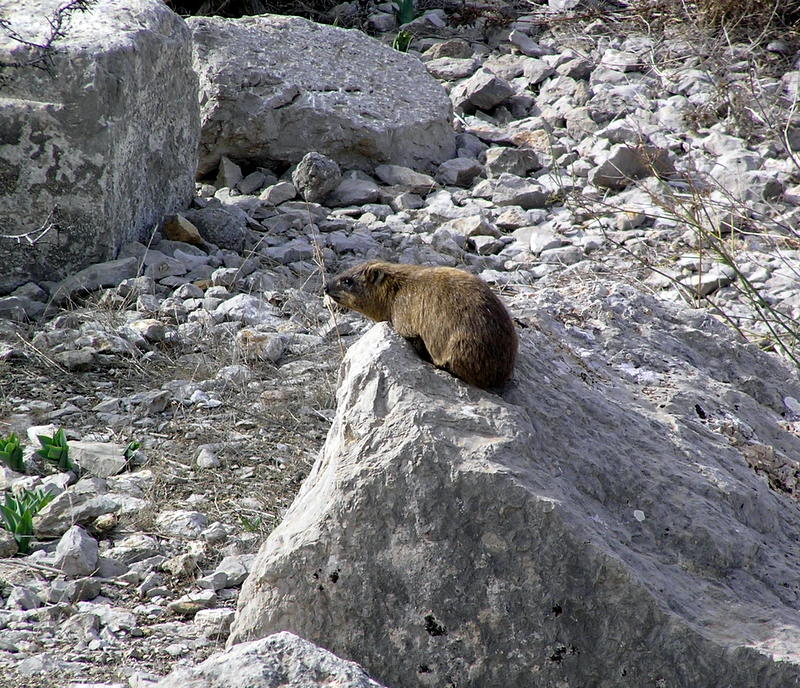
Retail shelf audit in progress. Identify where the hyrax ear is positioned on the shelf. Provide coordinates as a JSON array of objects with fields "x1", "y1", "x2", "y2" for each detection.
[{"x1": 364, "y1": 264, "x2": 386, "y2": 286}]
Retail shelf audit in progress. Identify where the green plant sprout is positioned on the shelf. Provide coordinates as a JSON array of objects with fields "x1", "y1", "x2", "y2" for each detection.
[
  {"x1": 0, "y1": 488, "x2": 55, "y2": 554},
  {"x1": 392, "y1": 30, "x2": 414, "y2": 52},
  {"x1": 36, "y1": 428, "x2": 73, "y2": 472},
  {"x1": 0, "y1": 433, "x2": 24, "y2": 472}
]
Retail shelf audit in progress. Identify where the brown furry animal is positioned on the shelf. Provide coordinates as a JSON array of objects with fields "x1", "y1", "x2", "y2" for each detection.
[{"x1": 325, "y1": 261, "x2": 518, "y2": 389}]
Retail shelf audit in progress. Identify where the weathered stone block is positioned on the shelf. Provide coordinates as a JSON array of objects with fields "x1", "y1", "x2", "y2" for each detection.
[
  {"x1": 0, "y1": 0, "x2": 198, "y2": 293},
  {"x1": 188, "y1": 14, "x2": 455, "y2": 176}
]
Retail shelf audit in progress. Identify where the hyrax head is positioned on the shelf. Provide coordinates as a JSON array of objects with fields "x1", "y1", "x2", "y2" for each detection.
[{"x1": 324, "y1": 261, "x2": 393, "y2": 322}]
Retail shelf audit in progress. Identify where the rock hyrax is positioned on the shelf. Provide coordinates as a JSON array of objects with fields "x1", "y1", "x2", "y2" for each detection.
[{"x1": 325, "y1": 261, "x2": 518, "y2": 389}]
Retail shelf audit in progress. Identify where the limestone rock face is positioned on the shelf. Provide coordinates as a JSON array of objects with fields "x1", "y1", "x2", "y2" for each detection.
[
  {"x1": 230, "y1": 283, "x2": 800, "y2": 688},
  {"x1": 0, "y1": 0, "x2": 198, "y2": 294},
  {"x1": 188, "y1": 15, "x2": 455, "y2": 176}
]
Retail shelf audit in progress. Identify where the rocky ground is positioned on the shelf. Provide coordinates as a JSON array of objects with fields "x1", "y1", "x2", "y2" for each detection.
[{"x1": 1, "y1": 2, "x2": 800, "y2": 687}]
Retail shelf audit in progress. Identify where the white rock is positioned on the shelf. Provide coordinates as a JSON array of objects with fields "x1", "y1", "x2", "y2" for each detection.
[
  {"x1": 156, "y1": 510, "x2": 209, "y2": 538},
  {"x1": 0, "y1": 0, "x2": 197, "y2": 294},
  {"x1": 155, "y1": 632, "x2": 388, "y2": 687},
  {"x1": 189, "y1": 15, "x2": 454, "y2": 175},
  {"x1": 214, "y1": 294, "x2": 282, "y2": 327},
  {"x1": 231, "y1": 284, "x2": 800, "y2": 686},
  {"x1": 194, "y1": 608, "x2": 235, "y2": 638}
]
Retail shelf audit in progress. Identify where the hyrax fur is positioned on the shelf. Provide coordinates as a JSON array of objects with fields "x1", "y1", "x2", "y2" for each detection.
[{"x1": 325, "y1": 261, "x2": 518, "y2": 389}]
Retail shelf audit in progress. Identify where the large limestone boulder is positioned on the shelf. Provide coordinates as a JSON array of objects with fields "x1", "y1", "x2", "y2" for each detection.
[
  {"x1": 188, "y1": 15, "x2": 455, "y2": 176},
  {"x1": 0, "y1": 0, "x2": 198, "y2": 294},
  {"x1": 230, "y1": 282, "x2": 800, "y2": 687}
]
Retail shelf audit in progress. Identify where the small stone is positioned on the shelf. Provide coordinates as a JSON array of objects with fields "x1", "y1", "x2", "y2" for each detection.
[
  {"x1": 292, "y1": 152, "x2": 342, "y2": 203},
  {"x1": 196, "y1": 571, "x2": 229, "y2": 591},
  {"x1": 237, "y1": 171, "x2": 268, "y2": 195},
  {"x1": 425, "y1": 57, "x2": 478, "y2": 80},
  {"x1": 530, "y1": 227, "x2": 564, "y2": 254},
  {"x1": 451, "y1": 68, "x2": 514, "y2": 112},
  {"x1": 194, "y1": 608, "x2": 235, "y2": 638},
  {"x1": 167, "y1": 589, "x2": 218, "y2": 616},
  {"x1": 235, "y1": 328, "x2": 285, "y2": 362},
  {"x1": 0, "y1": 530, "x2": 17, "y2": 557},
  {"x1": 435, "y1": 158, "x2": 484, "y2": 187},
  {"x1": 374, "y1": 165, "x2": 437, "y2": 194},
  {"x1": 259, "y1": 181, "x2": 297, "y2": 205},
  {"x1": 214, "y1": 554, "x2": 254, "y2": 587},
  {"x1": 128, "y1": 319, "x2": 167, "y2": 344},
  {"x1": 491, "y1": 174, "x2": 549, "y2": 209},
  {"x1": 162, "y1": 214, "x2": 205, "y2": 247},
  {"x1": 156, "y1": 510, "x2": 209, "y2": 538},
  {"x1": 69, "y1": 441, "x2": 128, "y2": 478},
  {"x1": 54, "y1": 525, "x2": 99, "y2": 577},
  {"x1": 196, "y1": 446, "x2": 221, "y2": 469},
  {"x1": 509, "y1": 29, "x2": 550, "y2": 57},
  {"x1": 484, "y1": 147, "x2": 540, "y2": 178},
  {"x1": 215, "y1": 155, "x2": 243, "y2": 189},
  {"x1": 326, "y1": 177, "x2": 381, "y2": 207},
  {"x1": 589, "y1": 144, "x2": 674, "y2": 190},
  {"x1": 54, "y1": 348, "x2": 96, "y2": 371},
  {"x1": 7, "y1": 585, "x2": 41, "y2": 610}
]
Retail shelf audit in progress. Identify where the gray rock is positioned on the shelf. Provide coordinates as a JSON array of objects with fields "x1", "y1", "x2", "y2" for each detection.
[
  {"x1": 214, "y1": 554, "x2": 254, "y2": 587},
  {"x1": 105, "y1": 534, "x2": 161, "y2": 565},
  {"x1": 156, "y1": 632, "x2": 387, "y2": 688},
  {"x1": 231, "y1": 283, "x2": 800, "y2": 686},
  {"x1": 600, "y1": 48, "x2": 642, "y2": 72},
  {"x1": 53, "y1": 526, "x2": 99, "y2": 577},
  {"x1": 491, "y1": 173, "x2": 549, "y2": 208},
  {"x1": 266, "y1": 240, "x2": 319, "y2": 265},
  {"x1": 422, "y1": 38, "x2": 472, "y2": 60},
  {"x1": 237, "y1": 171, "x2": 269, "y2": 195},
  {"x1": 50, "y1": 258, "x2": 139, "y2": 304},
  {"x1": 189, "y1": 15, "x2": 454, "y2": 175},
  {"x1": 374, "y1": 165, "x2": 437, "y2": 194},
  {"x1": 679, "y1": 264, "x2": 737, "y2": 297},
  {"x1": 69, "y1": 441, "x2": 128, "y2": 478},
  {"x1": 6, "y1": 586, "x2": 41, "y2": 610},
  {"x1": 213, "y1": 294, "x2": 282, "y2": 327},
  {"x1": 196, "y1": 446, "x2": 221, "y2": 469},
  {"x1": 484, "y1": 147, "x2": 541, "y2": 177},
  {"x1": 259, "y1": 182, "x2": 297, "y2": 206},
  {"x1": 439, "y1": 215, "x2": 500, "y2": 238},
  {"x1": 291, "y1": 152, "x2": 342, "y2": 203},
  {"x1": 435, "y1": 158, "x2": 484, "y2": 187},
  {"x1": 182, "y1": 206, "x2": 248, "y2": 252},
  {"x1": 425, "y1": 57, "x2": 478, "y2": 80},
  {"x1": 216, "y1": 156, "x2": 243, "y2": 189},
  {"x1": 235, "y1": 329, "x2": 285, "y2": 362},
  {"x1": 509, "y1": 29, "x2": 551, "y2": 57},
  {"x1": 326, "y1": 177, "x2": 381, "y2": 207},
  {"x1": 589, "y1": 144, "x2": 675, "y2": 189},
  {"x1": 35, "y1": 478, "x2": 119, "y2": 538},
  {"x1": 0, "y1": 294, "x2": 45, "y2": 321},
  {"x1": 450, "y1": 68, "x2": 514, "y2": 112},
  {"x1": 0, "y1": 0, "x2": 197, "y2": 293}
]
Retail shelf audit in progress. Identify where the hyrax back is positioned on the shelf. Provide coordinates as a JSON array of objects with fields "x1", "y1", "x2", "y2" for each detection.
[{"x1": 325, "y1": 261, "x2": 518, "y2": 389}]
